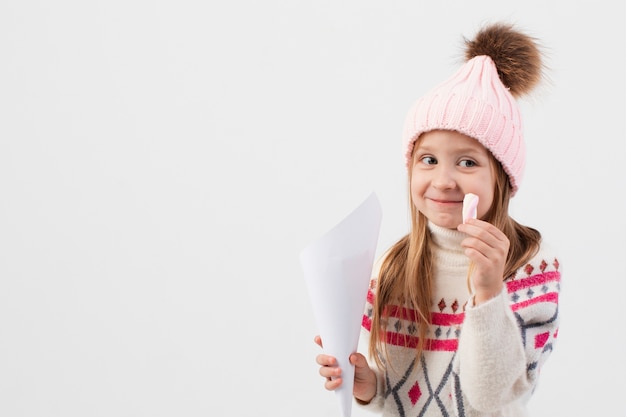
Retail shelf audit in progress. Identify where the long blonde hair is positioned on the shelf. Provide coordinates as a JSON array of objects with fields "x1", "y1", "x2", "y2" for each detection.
[{"x1": 368, "y1": 147, "x2": 541, "y2": 369}]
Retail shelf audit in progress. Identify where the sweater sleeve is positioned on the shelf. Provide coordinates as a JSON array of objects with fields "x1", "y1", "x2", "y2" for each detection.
[{"x1": 457, "y1": 243, "x2": 561, "y2": 412}]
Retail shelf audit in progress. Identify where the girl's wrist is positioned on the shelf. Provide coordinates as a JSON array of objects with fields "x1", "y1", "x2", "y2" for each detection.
[
  {"x1": 473, "y1": 284, "x2": 503, "y2": 305},
  {"x1": 354, "y1": 390, "x2": 376, "y2": 405},
  {"x1": 354, "y1": 375, "x2": 377, "y2": 405}
]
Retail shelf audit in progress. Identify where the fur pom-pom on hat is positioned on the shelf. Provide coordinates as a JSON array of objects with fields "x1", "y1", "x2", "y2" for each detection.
[
  {"x1": 402, "y1": 22, "x2": 544, "y2": 196},
  {"x1": 464, "y1": 23, "x2": 542, "y2": 98}
]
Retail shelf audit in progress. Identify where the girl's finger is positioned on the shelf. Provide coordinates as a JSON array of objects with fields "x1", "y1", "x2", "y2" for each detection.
[
  {"x1": 315, "y1": 354, "x2": 337, "y2": 367},
  {"x1": 313, "y1": 335, "x2": 323, "y2": 348}
]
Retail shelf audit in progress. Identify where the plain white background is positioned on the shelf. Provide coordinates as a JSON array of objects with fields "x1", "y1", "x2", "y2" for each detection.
[{"x1": 1, "y1": 1, "x2": 624, "y2": 416}]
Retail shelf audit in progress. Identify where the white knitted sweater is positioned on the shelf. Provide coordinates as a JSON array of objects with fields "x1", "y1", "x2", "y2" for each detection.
[{"x1": 358, "y1": 223, "x2": 561, "y2": 417}]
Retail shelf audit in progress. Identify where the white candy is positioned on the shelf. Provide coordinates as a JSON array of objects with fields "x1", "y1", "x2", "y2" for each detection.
[{"x1": 462, "y1": 193, "x2": 479, "y2": 223}]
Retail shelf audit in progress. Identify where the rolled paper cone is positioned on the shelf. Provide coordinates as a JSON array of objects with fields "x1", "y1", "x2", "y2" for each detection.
[{"x1": 300, "y1": 192, "x2": 382, "y2": 417}]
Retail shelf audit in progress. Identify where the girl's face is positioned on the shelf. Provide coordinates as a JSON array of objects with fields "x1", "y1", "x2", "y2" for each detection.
[{"x1": 410, "y1": 129, "x2": 495, "y2": 229}]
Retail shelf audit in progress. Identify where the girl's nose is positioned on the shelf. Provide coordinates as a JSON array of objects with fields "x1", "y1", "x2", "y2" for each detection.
[{"x1": 432, "y1": 167, "x2": 456, "y2": 190}]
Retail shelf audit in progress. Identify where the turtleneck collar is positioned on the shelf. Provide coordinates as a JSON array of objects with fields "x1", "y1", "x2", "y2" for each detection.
[
  {"x1": 428, "y1": 222, "x2": 466, "y2": 249},
  {"x1": 427, "y1": 222, "x2": 469, "y2": 269}
]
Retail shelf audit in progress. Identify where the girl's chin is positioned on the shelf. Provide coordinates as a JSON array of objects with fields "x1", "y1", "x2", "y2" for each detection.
[{"x1": 429, "y1": 215, "x2": 462, "y2": 230}]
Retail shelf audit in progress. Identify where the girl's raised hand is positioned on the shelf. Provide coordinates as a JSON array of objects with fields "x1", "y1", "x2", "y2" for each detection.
[{"x1": 457, "y1": 218, "x2": 510, "y2": 304}]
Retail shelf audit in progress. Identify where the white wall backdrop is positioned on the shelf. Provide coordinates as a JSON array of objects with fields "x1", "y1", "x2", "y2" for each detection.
[{"x1": 1, "y1": 1, "x2": 623, "y2": 416}]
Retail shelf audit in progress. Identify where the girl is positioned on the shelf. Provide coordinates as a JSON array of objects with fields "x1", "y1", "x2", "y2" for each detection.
[{"x1": 315, "y1": 22, "x2": 561, "y2": 416}]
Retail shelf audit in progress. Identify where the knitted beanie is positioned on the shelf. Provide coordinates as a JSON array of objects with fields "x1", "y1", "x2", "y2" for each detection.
[{"x1": 402, "y1": 23, "x2": 543, "y2": 196}]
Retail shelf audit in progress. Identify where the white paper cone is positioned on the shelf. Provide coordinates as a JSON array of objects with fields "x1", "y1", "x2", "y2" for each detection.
[{"x1": 300, "y1": 192, "x2": 382, "y2": 417}]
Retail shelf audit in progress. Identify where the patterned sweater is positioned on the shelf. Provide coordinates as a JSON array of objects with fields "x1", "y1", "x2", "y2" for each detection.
[{"x1": 358, "y1": 223, "x2": 561, "y2": 417}]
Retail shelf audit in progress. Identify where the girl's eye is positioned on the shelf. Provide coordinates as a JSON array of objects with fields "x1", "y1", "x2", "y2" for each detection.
[
  {"x1": 459, "y1": 159, "x2": 477, "y2": 168},
  {"x1": 421, "y1": 156, "x2": 437, "y2": 165}
]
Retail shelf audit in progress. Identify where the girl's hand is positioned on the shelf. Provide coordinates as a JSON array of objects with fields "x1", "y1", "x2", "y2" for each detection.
[
  {"x1": 314, "y1": 335, "x2": 343, "y2": 391},
  {"x1": 457, "y1": 218, "x2": 510, "y2": 304},
  {"x1": 313, "y1": 335, "x2": 377, "y2": 404}
]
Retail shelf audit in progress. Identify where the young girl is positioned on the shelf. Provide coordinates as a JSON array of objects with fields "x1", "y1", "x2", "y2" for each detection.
[{"x1": 315, "y1": 22, "x2": 561, "y2": 416}]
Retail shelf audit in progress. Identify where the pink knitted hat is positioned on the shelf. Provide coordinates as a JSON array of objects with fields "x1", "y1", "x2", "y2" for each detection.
[{"x1": 402, "y1": 23, "x2": 543, "y2": 196}]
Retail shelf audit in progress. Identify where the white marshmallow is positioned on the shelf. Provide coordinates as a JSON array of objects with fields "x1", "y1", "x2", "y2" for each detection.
[{"x1": 462, "y1": 193, "x2": 479, "y2": 223}]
